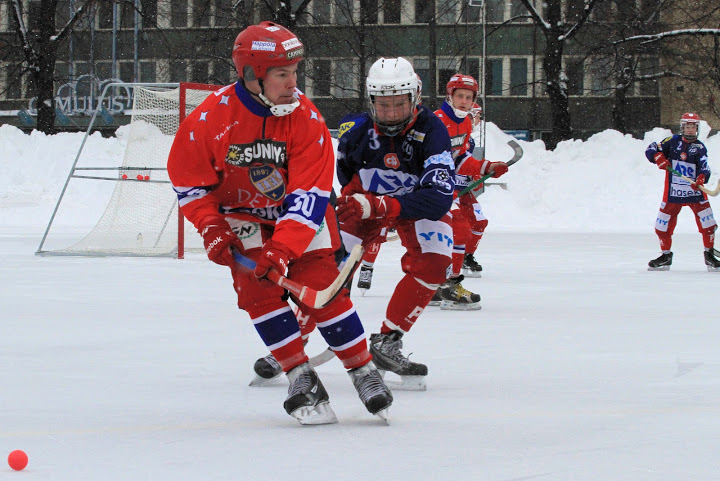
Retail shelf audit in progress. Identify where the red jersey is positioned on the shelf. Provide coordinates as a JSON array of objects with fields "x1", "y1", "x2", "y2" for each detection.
[
  {"x1": 167, "y1": 82, "x2": 335, "y2": 258},
  {"x1": 434, "y1": 100, "x2": 492, "y2": 192}
]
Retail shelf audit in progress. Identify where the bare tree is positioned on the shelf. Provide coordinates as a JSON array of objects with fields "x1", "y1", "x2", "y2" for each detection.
[
  {"x1": 520, "y1": 0, "x2": 602, "y2": 149},
  {"x1": 7, "y1": 0, "x2": 101, "y2": 133}
]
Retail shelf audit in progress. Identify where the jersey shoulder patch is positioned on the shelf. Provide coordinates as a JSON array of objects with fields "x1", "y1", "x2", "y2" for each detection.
[{"x1": 338, "y1": 113, "x2": 369, "y2": 139}]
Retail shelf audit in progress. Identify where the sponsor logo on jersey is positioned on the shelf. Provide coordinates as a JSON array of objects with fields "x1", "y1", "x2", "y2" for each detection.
[
  {"x1": 251, "y1": 41, "x2": 276, "y2": 51},
  {"x1": 450, "y1": 134, "x2": 465, "y2": 148},
  {"x1": 231, "y1": 222, "x2": 260, "y2": 239},
  {"x1": 214, "y1": 120, "x2": 239, "y2": 141},
  {"x1": 225, "y1": 140, "x2": 287, "y2": 166},
  {"x1": 282, "y1": 38, "x2": 301, "y2": 50},
  {"x1": 384, "y1": 153, "x2": 400, "y2": 169},
  {"x1": 249, "y1": 164, "x2": 286, "y2": 201},
  {"x1": 286, "y1": 47, "x2": 304, "y2": 60},
  {"x1": 338, "y1": 121, "x2": 355, "y2": 138},
  {"x1": 408, "y1": 130, "x2": 426, "y2": 142},
  {"x1": 680, "y1": 152, "x2": 687, "y2": 160}
]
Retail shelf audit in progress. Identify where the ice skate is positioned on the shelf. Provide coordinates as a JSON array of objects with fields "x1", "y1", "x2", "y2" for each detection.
[
  {"x1": 357, "y1": 265, "x2": 374, "y2": 294},
  {"x1": 427, "y1": 287, "x2": 445, "y2": 306},
  {"x1": 348, "y1": 361, "x2": 393, "y2": 424},
  {"x1": 439, "y1": 275, "x2": 481, "y2": 311},
  {"x1": 284, "y1": 363, "x2": 337, "y2": 425},
  {"x1": 462, "y1": 253, "x2": 483, "y2": 278},
  {"x1": 249, "y1": 353, "x2": 283, "y2": 386},
  {"x1": 648, "y1": 252, "x2": 673, "y2": 271},
  {"x1": 704, "y1": 250, "x2": 720, "y2": 271},
  {"x1": 369, "y1": 331, "x2": 427, "y2": 391}
]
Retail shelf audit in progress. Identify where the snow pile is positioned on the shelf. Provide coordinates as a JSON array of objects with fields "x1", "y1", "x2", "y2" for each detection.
[{"x1": 1, "y1": 122, "x2": 718, "y2": 234}]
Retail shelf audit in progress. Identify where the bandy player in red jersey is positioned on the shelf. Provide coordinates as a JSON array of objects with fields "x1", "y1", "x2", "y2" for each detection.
[
  {"x1": 167, "y1": 22, "x2": 391, "y2": 425},
  {"x1": 432, "y1": 74, "x2": 508, "y2": 310}
]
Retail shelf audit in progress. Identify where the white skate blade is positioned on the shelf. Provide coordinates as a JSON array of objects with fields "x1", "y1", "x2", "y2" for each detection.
[
  {"x1": 248, "y1": 373, "x2": 283, "y2": 387},
  {"x1": 707, "y1": 265, "x2": 720, "y2": 272},
  {"x1": 647, "y1": 266, "x2": 670, "y2": 271},
  {"x1": 379, "y1": 371, "x2": 427, "y2": 391},
  {"x1": 291, "y1": 401, "x2": 338, "y2": 425},
  {"x1": 461, "y1": 269, "x2": 482, "y2": 278},
  {"x1": 427, "y1": 300, "x2": 442, "y2": 307},
  {"x1": 375, "y1": 408, "x2": 391, "y2": 425},
  {"x1": 440, "y1": 300, "x2": 481, "y2": 311}
]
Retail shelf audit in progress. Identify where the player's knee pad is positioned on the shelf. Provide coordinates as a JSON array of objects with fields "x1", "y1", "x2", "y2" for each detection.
[{"x1": 401, "y1": 252, "x2": 451, "y2": 285}]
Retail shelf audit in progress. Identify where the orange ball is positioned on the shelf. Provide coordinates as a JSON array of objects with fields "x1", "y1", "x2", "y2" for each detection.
[{"x1": 8, "y1": 450, "x2": 28, "y2": 471}]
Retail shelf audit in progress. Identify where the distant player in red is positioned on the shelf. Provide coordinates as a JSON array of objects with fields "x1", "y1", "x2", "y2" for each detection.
[
  {"x1": 167, "y1": 22, "x2": 391, "y2": 424},
  {"x1": 432, "y1": 74, "x2": 507, "y2": 309}
]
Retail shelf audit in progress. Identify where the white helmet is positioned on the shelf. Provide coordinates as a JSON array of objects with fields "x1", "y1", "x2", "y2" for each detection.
[{"x1": 366, "y1": 57, "x2": 419, "y2": 136}]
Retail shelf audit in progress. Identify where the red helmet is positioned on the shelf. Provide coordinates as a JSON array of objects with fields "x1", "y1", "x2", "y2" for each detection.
[
  {"x1": 680, "y1": 112, "x2": 700, "y2": 141},
  {"x1": 232, "y1": 21, "x2": 304, "y2": 81},
  {"x1": 446, "y1": 74, "x2": 479, "y2": 99}
]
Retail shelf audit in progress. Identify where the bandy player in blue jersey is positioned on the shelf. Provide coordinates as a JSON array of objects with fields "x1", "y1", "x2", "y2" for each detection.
[
  {"x1": 335, "y1": 57, "x2": 455, "y2": 390},
  {"x1": 645, "y1": 112, "x2": 720, "y2": 271}
]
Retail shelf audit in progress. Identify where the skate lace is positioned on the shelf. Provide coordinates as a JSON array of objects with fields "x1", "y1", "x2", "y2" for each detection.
[
  {"x1": 264, "y1": 354, "x2": 281, "y2": 371},
  {"x1": 353, "y1": 369, "x2": 388, "y2": 402},
  {"x1": 287, "y1": 370, "x2": 313, "y2": 397},
  {"x1": 381, "y1": 337, "x2": 414, "y2": 367}
]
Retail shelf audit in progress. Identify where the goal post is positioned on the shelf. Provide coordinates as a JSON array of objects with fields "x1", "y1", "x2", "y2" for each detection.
[{"x1": 36, "y1": 82, "x2": 222, "y2": 258}]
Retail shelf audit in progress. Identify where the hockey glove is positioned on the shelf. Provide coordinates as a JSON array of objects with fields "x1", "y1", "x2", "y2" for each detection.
[
  {"x1": 489, "y1": 162, "x2": 509, "y2": 178},
  {"x1": 691, "y1": 173, "x2": 706, "y2": 191},
  {"x1": 336, "y1": 193, "x2": 402, "y2": 222},
  {"x1": 653, "y1": 152, "x2": 669, "y2": 170},
  {"x1": 254, "y1": 240, "x2": 291, "y2": 280},
  {"x1": 201, "y1": 221, "x2": 240, "y2": 266}
]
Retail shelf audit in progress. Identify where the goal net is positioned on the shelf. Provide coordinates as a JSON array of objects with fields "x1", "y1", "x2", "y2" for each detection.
[{"x1": 37, "y1": 82, "x2": 221, "y2": 257}]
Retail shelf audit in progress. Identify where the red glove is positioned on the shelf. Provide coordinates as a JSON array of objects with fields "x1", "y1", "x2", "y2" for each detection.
[
  {"x1": 691, "y1": 173, "x2": 706, "y2": 190},
  {"x1": 653, "y1": 152, "x2": 669, "y2": 170},
  {"x1": 201, "y1": 221, "x2": 239, "y2": 266},
  {"x1": 489, "y1": 162, "x2": 508, "y2": 178},
  {"x1": 254, "y1": 240, "x2": 291, "y2": 280},
  {"x1": 336, "y1": 194, "x2": 401, "y2": 223}
]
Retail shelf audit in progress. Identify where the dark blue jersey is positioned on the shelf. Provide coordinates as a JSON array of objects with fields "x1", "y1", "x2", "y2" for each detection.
[
  {"x1": 646, "y1": 134, "x2": 710, "y2": 203},
  {"x1": 336, "y1": 105, "x2": 455, "y2": 220}
]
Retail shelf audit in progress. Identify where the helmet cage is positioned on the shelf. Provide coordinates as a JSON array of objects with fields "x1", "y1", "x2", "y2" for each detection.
[
  {"x1": 680, "y1": 112, "x2": 700, "y2": 141},
  {"x1": 366, "y1": 57, "x2": 419, "y2": 136}
]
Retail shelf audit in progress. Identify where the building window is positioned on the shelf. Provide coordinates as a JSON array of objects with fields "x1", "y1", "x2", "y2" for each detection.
[
  {"x1": 140, "y1": 61, "x2": 157, "y2": 83},
  {"x1": 360, "y1": 0, "x2": 378, "y2": 24},
  {"x1": 312, "y1": 59, "x2": 331, "y2": 97},
  {"x1": 566, "y1": 59, "x2": 584, "y2": 96},
  {"x1": 638, "y1": 57, "x2": 660, "y2": 96},
  {"x1": 510, "y1": 0, "x2": 529, "y2": 20},
  {"x1": 486, "y1": 58, "x2": 503, "y2": 96},
  {"x1": 335, "y1": 59, "x2": 355, "y2": 98},
  {"x1": 588, "y1": 57, "x2": 612, "y2": 96},
  {"x1": 170, "y1": 60, "x2": 188, "y2": 82},
  {"x1": 212, "y1": 60, "x2": 231, "y2": 86},
  {"x1": 5, "y1": 67, "x2": 24, "y2": 99},
  {"x1": 312, "y1": 0, "x2": 331, "y2": 24},
  {"x1": 415, "y1": 0, "x2": 432, "y2": 23},
  {"x1": 335, "y1": 0, "x2": 354, "y2": 25},
  {"x1": 97, "y1": 1, "x2": 113, "y2": 29},
  {"x1": 510, "y1": 58, "x2": 528, "y2": 96},
  {"x1": 438, "y1": 58, "x2": 460, "y2": 96},
  {"x1": 486, "y1": 0, "x2": 504, "y2": 23},
  {"x1": 413, "y1": 58, "x2": 430, "y2": 100},
  {"x1": 461, "y1": 1, "x2": 482, "y2": 23},
  {"x1": 191, "y1": 61, "x2": 209, "y2": 83},
  {"x1": 172, "y1": 2, "x2": 188, "y2": 28},
  {"x1": 119, "y1": 2, "x2": 134, "y2": 29},
  {"x1": 119, "y1": 61, "x2": 135, "y2": 82},
  {"x1": 141, "y1": 0, "x2": 158, "y2": 28},
  {"x1": 384, "y1": 0, "x2": 401, "y2": 24},
  {"x1": 193, "y1": 0, "x2": 212, "y2": 27},
  {"x1": 438, "y1": 0, "x2": 461, "y2": 24}
]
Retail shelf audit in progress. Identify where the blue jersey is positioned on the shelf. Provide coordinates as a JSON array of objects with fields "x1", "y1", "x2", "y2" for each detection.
[
  {"x1": 646, "y1": 134, "x2": 710, "y2": 203},
  {"x1": 336, "y1": 105, "x2": 455, "y2": 220}
]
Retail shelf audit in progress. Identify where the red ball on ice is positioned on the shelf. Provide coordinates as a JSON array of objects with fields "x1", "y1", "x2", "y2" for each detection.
[
  {"x1": 144, "y1": 175, "x2": 150, "y2": 181},
  {"x1": 121, "y1": 174, "x2": 128, "y2": 179},
  {"x1": 8, "y1": 450, "x2": 28, "y2": 471},
  {"x1": 137, "y1": 174, "x2": 143, "y2": 180}
]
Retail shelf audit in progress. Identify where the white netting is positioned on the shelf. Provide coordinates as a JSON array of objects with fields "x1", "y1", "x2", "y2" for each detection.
[{"x1": 47, "y1": 84, "x2": 218, "y2": 257}]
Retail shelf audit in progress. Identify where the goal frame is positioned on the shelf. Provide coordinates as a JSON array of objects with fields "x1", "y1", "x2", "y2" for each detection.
[{"x1": 35, "y1": 82, "x2": 221, "y2": 258}]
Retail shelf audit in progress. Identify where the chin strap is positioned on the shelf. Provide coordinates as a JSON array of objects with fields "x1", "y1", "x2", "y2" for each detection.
[{"x1": 259, "y1": 92, "x2": 299, "y2": 117}]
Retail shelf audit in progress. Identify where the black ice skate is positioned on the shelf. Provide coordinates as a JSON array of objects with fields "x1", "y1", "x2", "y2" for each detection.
[
  {"x1": 462, "y1": 253, "x2": 483, "y2": 278},
  {"x1": 704, "y1": 250, "x2": 720, "y2": 271},
  {"x1": 648, "y1": 252, "x2": 673, "y2": 271},
  {"x1": 357, "y1": 265, "x2": 374, "y2": 294},
  {"x1": 439, "y1": 275, "x2": 481, "y2": 311},
  {"x1": 348, "y1": 361, "x2": 393, "y2": 423},
  {"x1": 427, "y1": 288, "x2": 444, "y2": 306},
  {"x1": 284, "y1": 363, "x2": 337, "y2": 425},
  {"x1": 248, "y1": 353, "x2": 283, "y2": 386},
  {"x1": 369, "y1": 331, "x2": 427, "y2": 391}
]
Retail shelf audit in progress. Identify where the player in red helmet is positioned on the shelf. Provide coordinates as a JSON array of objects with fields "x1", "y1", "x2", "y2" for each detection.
[
  {"x1": 645, "y1": 112, "x2": 720, "y2": 271},
  {"x1": 167, "y1": 22, "x2": 391, "y2": 424},
  {"x1": 431, "y1": 74, "x2": 508, "y2": 309}
]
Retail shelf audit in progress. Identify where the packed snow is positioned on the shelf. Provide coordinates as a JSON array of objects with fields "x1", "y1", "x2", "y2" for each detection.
[{"x1": 1, "y1": 121, "x2": 720, "y2": 480}]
